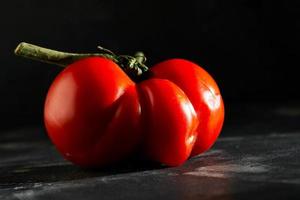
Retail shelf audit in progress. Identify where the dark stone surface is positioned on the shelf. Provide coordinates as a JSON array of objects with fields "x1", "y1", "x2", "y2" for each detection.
[{"x1": 0, "y1": 104, "x2": 300, "y2": 199}]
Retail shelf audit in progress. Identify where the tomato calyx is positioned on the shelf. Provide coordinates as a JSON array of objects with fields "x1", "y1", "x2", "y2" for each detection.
[
  {"x1": 96, "y1": 45, "x2": 149, "y2": 79},
  {"x1": 116, "y1": 53, "x2": 149, "y2": 81},
  {"x1": 14, "y1": 42, "x2": 149, "y2": 81}
]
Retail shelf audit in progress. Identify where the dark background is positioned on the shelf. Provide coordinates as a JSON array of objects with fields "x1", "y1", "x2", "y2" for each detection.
[{"x1": 0, "y1": 0, "x2": 299, "y2": 130}]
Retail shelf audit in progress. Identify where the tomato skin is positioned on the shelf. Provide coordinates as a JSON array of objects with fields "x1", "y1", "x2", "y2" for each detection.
[
  {"x1": 150, "y1": 59, "x2": 225, "y2": 156},
  {"x1": 44, "y1": 57, "x2": 224, "y2": 167},
  {"x1": 44, "y1": 57, "x2": 142, "y2": 167}
]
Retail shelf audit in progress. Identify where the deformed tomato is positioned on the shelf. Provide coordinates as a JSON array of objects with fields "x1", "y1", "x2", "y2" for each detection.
[{"x1": 15, "y1": 42, "x2": 224, "y2": 167}]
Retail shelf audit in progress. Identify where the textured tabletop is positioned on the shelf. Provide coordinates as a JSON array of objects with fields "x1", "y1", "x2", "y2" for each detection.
[{"x1": 0, "y1": 104, "x2": 300, "y2": 200}]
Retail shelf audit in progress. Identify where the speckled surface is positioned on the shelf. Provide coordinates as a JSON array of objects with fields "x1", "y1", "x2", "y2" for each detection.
[{"x1": 0, "y1": 104, "x2": 300, "y2": 200}]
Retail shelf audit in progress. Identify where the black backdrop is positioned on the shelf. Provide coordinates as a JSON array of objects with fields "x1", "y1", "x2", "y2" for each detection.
[{"x1": 1, "y1": 0, "x2": 299, "y2": 129}]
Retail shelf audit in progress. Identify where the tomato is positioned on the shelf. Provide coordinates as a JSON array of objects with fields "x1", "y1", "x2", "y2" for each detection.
[
  {"x1": 13, "y1": 42, "x2": 225, "y2": 167},
  {"x1": 44, "y1": 57, "x2": 224, "y2": 167}
]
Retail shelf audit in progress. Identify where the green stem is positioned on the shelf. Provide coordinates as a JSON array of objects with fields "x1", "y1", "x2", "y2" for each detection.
[{"x1": 14, "y1": 42, "x2": 117, "y2": 67}]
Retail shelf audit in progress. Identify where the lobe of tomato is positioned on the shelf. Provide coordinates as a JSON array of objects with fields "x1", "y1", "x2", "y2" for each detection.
[
  {"x1": 44, "y1": 57, "x2": 142, "y2": 167},
  {"x1": 150, "y1": 59, "x2": 225, "y2": 156},
  {"x1": 138, "y1": 79, "x2": 199, "y2": 166}
]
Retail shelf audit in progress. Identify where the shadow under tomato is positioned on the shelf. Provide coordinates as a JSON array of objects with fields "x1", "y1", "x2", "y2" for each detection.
[{"x1": 0, "y1": 159, "x2": 165, "y2": 189}]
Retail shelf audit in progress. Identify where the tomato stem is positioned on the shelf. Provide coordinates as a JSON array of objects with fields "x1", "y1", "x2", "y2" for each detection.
[
  {"x1": 14, "y1": 42, "x2": 149, "y2": 79},
  {"x1": 14, "y1": 42, "x2": 117, "y2": 67}
]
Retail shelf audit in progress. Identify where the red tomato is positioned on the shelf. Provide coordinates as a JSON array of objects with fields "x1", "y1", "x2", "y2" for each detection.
[{"x1": 44, "y1": 57, "x2": 224, "y2": 167}]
